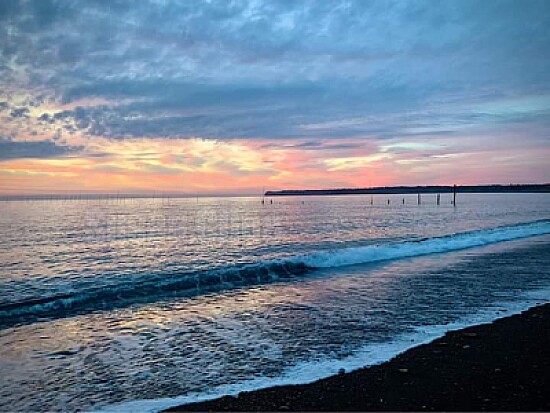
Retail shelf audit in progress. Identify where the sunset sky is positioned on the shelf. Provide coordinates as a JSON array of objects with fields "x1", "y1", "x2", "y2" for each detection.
[{"x1": 1, "y1": 0, "x2": 549, "y2": 195}]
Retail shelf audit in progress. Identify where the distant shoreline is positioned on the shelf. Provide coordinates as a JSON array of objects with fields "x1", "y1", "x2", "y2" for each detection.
[
  {"x1": 265, "y1": 183, "x2": 550, "y2": 196},
  {"x1": 1, "y1": 184, "x2": 549, "y2": 201}
]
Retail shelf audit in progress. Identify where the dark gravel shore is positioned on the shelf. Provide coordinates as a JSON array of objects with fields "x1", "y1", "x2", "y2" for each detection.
[{"x1": 166, "y1": 302, "x2": 550, "y2": 411}]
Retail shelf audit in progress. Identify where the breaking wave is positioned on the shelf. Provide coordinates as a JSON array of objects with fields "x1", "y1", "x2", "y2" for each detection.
[
  {"x1": 298, "y1": 219, "x2": 550, "y2": 268},
  {"x1": 1, "y1": 219, "x2": 549, "y2": 328}
]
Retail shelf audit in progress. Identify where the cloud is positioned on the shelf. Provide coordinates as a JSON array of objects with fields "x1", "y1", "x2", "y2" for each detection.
[
  {"x1": 0, "y1": 0, "x2": 549, "y2": 192},
  {"x1": 10, "y1": 107, "x2": 30, "y2": 118},
  {"x1": 0, "y1": 139, "x2": 81, "y2": 160},
  {"x1": 323, "y1": 154, "x2": 391, "y2": 171},
  {"x1": 0, "y1": 0, "x2": 549, "y2": 141}
]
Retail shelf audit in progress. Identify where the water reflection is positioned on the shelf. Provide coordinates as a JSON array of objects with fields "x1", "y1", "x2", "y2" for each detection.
[{"x1": 0, "y1": 235, "x2": 549, "y2": 411}]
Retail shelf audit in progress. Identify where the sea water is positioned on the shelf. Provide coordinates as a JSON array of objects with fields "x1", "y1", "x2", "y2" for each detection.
[{"x1": 0, "y1": 193, "x2": 549, "y2": 412}]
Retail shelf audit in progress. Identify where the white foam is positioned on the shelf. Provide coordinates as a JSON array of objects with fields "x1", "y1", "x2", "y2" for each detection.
[
  {"x1": 91, "y1": 287, "x2": 550, "y2": 413},
  {"x1": 298, "y1": 220, "x2": 550, "y2": 268}
]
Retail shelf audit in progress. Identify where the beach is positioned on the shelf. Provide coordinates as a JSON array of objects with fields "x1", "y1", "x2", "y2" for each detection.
[{"x1": 168, "y1": 302, "x2": 550, "y2": 411}]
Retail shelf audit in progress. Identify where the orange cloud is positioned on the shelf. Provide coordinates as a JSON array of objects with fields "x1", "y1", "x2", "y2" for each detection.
[{"x1": 1, "y1": 134, "x2": 548, "y2": 195}]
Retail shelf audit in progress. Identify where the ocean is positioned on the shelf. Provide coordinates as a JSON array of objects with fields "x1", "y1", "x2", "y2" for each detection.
[{"x1": 0, "y1": 193, "x2": 549, "y2": 412}]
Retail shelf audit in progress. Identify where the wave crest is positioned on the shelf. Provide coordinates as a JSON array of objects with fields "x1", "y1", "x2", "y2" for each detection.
[{"x1": 1, "y1": 220, "x2": 549, "y2": 329}]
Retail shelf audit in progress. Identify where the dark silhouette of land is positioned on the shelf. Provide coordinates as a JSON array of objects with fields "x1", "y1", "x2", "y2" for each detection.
[{"x1": 265, "y1": 183, "x2": 550, "y2": 196}]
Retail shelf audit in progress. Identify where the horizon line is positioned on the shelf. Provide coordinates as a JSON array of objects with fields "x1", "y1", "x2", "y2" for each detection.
[{"x1": 1, "y1": 182, "x2": 549, "y2": 200}]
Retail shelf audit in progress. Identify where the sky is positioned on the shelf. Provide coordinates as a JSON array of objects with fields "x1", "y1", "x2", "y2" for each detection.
[{"x1": 1, "y1": 0, "x2": 549, "y2": 195}]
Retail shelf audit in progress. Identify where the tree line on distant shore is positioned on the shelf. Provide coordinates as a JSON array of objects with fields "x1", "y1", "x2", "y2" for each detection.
[{"x1": 265, "y1": 184, "x2": 550, "y2": 196}]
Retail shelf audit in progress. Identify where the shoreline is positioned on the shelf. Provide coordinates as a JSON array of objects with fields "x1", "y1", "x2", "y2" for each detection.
[
  {"x1": 265, "y1": 184, "x2": 550, "y2": 196},
  {"x1": 166, "y1": 302, "x2": 550, "y2": 412}
]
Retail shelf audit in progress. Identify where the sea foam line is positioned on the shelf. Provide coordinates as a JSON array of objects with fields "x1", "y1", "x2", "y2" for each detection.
[
  {"x1": 91, "y1": 287, "x2": 550, "y2": 413},
  {"x1": 297, "y1": 219, "x2": 550, "y2": 268}
]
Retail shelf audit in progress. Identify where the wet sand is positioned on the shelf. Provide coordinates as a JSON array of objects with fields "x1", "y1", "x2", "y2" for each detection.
[{"x1": 167, "y1": 302, "x2": 550, "y2": 411}]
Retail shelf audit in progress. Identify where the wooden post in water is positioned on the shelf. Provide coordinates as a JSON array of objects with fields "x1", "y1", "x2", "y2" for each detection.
[
  {"x1": 370, "y1": 195, "x2": 373, "y2": 205},
  {"x1": 402, "y1": 198, "x2": 405, "y2": 205},
  {"x1": 437, "y1": 193, "x2": 440, "y2": 205},
  {"x1": 417, "y1": 193, "x2": 421, "y2": 205},
  {"x1": 453, "y1": 184, "x2": 457, "y2": 206}
]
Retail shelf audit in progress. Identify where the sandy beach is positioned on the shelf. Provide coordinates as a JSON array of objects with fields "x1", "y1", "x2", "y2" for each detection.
[{"x1": 167, "y1": 302, "x2": 550, "y2": 411}]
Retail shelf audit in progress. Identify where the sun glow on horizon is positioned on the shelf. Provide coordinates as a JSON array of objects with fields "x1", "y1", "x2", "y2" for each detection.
[{"x1": 1, "y1": 129, "x2": 548, "y2": 195}]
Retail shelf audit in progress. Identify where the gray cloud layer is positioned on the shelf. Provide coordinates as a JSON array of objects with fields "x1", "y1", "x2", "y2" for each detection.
[
  {"x1": 0, "y1": 138, "x2": 81, "y2": 160},
  {"x1": 1, "y1": 0, "x2": 550, "y2": 141}
]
